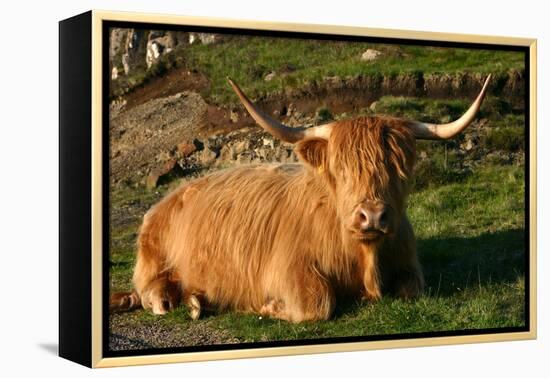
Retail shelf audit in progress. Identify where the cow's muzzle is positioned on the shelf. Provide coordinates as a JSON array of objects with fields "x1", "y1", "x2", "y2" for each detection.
[{"x1": 350, "y1": 200, "x2": 390, "y2": 240}]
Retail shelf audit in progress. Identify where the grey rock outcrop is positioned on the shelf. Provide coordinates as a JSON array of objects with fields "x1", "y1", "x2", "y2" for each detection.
[{"x1": 361, "y1": 49, "x2": 382, "y2": 61}]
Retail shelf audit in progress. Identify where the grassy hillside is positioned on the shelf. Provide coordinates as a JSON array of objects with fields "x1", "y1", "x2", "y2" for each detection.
[{"x1": 112, "y1": 35, "x2": 524, "y2": 104}]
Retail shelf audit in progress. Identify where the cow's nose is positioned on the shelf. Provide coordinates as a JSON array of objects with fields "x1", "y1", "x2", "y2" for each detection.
[{"x1": 355, "y1": 202, "x2": 389, "y2": 232}]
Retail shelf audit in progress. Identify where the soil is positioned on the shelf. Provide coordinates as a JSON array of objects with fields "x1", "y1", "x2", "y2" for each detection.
[
  {"x1": 123, "y1": 68, "x2": 211, "y2": 110},
  {"x1": 109, "y1": 312, "x2": 239, "y2": 351}
]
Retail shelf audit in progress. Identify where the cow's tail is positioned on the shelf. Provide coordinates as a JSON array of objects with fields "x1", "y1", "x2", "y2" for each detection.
[{"x1": 109, "y1": 290, "x2": 142, "y2": 313}]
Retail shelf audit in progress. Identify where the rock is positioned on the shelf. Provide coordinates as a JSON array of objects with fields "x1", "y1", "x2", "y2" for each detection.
[
  {"x1": 177, "y1": 141, "x2": 197, "y2": 157},
  {"x1": 146, "y1": 33, "x2": 176, "y2": 68},
  {"x1": 275, "y1": 147, "x2": 290, "y2": 163},
  {"x1": 258, "y1": 148, "x2": 276, "y2": 162},
  {"x1": 263, "y1": 137, "x2": 274, "y2": 148},
  {"x1": 122, "y1": 29, "x2": 148, "y2": 75},
  {"x1": 230, "y1": 110, "x2": 239, "y2": 123},
  {"x1": 146, "y1": 41, "x2": 162, "y2": 68},
  {"x1": 264, "y1": 72, "x2": 276, "y2": 81},
  {"x1": 146, "y1": 159, "x2": 181, "y2": 189},
  {"x1": 198, "y1": 148, "x2": 217, "y2": 165},
  {"x1": 109, "y1": 99, "x2": 127, "y2": 118},
  {"x1": 233, "y1": 140, "x2": 250, "y2": 155},
  {"x1": 286, "y1": 103, "x2": 296, "y2": 116},
  {"x1": 155, "y1": 151, "x2": 171, "y2": 162},
  {"x1": 121, "y1": 54, "x2": 131, "y2": 76},
  {"x1": 288, "y1": 112, "x2": 304, "y2": 126},
  {"x1": 369, "y1": 101, "x2": 378, "y2": 111},
  {"x1": 440, "y1": 115, "x2": 452, "y2": 123},
  {"x1": 237, "y1": 153, "x2": 253, "y2": 164},
  {"x1": 110, "y1": 91, "x2": 208, "y2": 184},
  {"x1": 109, "y1": 29, "x2": 189, "y2": 75},
  {"x1": 109, "y1": 29, "x2": 129, "y2": 61},
  {"x1": 463, "y1": 139, "x2": 474, "y2": 151},
  {"x1": 188, "y1": 33, "x2": 221, "y2": 45},
  {"x1": 337, "y1": 112, "x2": 350, "y2": 120},
  {"x1": 109, "y1": 29, "x2": 129, "y2": 76},
  {"x1": 146, "y1": 173, "x2": 159, "y2": 189},
  {"x1": 220, "y1": 145, "x2": 236, "y2": 161},
  {"x1": 361, "y1": 49, "x2": 382, "y2": 62},
  {"x1": 206, "y1": 138, "x2": 222, "y2": 156}
]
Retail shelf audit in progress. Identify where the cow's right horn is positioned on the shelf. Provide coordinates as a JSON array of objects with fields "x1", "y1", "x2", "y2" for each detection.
[
  {"x1": 228, "y1": 78, "x2": 332, "y2": 143},
  {"x1": 410, "y1": 75, "x2": 492, "y2": 140}
]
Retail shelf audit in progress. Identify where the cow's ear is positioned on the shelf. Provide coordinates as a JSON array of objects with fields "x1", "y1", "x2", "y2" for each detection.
[{"x1": 295, "y1": 138, "x2": 328, "y2": 170}]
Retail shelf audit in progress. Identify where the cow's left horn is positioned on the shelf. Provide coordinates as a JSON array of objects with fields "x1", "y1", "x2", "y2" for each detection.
[
  {"x1": 228, "y1": 78, "x2": 332, "y2": 143},
  {"x1": 410, "y1": 74, "x2": 491, "y2": 140}
]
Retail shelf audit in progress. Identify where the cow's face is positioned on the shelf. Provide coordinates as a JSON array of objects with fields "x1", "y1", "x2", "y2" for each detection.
[
  {"x1": 228, "y1": 75, "x2": 490, "y2": 242},
  {"x1": 296, "y1": 117, "x2": 416, "y2": 242}
]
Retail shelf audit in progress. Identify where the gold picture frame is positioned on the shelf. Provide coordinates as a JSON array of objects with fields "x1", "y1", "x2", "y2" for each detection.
[{"x1": 59, "y1": 10, "x2": 537, "y2": 368}]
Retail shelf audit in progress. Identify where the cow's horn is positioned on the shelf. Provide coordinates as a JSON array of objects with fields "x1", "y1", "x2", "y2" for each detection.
[
  {"x1": 410, "y1": 74, "x2": 491, "y2": 140},
  {"x1": 228, "y1": 78, "x2": 332, "y2": 143}
]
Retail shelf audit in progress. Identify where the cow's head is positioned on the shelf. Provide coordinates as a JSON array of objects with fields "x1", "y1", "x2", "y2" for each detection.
[{"x1": 229, "y1": 75, "x2": 491, "y2": 242}]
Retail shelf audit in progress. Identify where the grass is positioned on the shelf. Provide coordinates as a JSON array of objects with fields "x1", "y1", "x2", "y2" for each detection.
[
  {"x1": 111, "y1": 36, "x2": 524, "y2": 104},
  {"x1": 484, "y1": 126, "x2": 525, "y2": 152},
  {"x1": 368, "y1": 95, "x2": 524, "y2": 125},
  {"x1": 109, "y1": 164, "x2": 526, "y2": 343}
]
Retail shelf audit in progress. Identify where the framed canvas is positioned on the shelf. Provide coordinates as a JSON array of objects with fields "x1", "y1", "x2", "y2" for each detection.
[{"x1": 59, "y1": 10, "x2": 537, "y2": 368}]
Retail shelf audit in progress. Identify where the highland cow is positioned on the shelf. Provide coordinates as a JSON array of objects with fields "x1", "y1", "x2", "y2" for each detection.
[{"x1": 110, "y1": 75, "x2": 491, "y2": 323}]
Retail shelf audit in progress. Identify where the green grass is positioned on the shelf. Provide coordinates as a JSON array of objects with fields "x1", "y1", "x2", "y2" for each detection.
[
  {"x1": 112, "y1": 36, "x2": 524, "y2": 104},
  {"x1": 484, "y1": 126, "x2": 525, "y2": 152},
  {"x1": 368, "y1": 95, "x2": 524, "y2": 124},
  {"x1": 109, "y1": 164, "x2": 525, "y2": 342}
]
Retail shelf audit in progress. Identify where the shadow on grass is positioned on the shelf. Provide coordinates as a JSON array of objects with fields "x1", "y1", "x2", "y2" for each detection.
[{"x1": 418, "y1": 228, "x2": 525, "y2": 297}]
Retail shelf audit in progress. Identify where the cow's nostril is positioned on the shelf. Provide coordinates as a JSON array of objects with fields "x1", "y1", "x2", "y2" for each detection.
[
  {"x1": 358, "y1": 211, "x2": 367, "y2": 223},
  {"x1": 379, "y1": 209, "x2": 388, "y2": 227}
]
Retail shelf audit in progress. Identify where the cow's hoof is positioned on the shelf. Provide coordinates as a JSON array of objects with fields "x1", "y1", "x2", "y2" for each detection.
[
  {"x1": 149, "y1": 294, "x2": 179, "y2": 315},
  {"x1": 260, "y1": 299, "x2": 285, "y2": 318},
  {"x1": 361, "y1": 292, "x2": 382, "y2": 302},
  {"x1": 188, "y1": 294, "x2": 202, "y2": 320},
  {"x1": 151, "y1": 299, "x2": 173, "y2": 315}
]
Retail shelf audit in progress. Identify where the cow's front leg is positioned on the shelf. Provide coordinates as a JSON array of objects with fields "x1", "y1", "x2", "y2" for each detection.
[
  {"x1": 262, "y1": 265, "x2": 335, "y2": 323},
  {"x1": 358, "y1": 244, "x2": 382, "y2": 301},
  {"x1": 384, "y1": 216, "x2": 424, "y2": 299},
  {"x1": 392, "y1": 261, "x2": 424, "y2": 299}
]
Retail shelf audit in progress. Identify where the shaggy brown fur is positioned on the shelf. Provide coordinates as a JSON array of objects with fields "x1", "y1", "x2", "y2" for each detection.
[{"x1": 111, "y1": 116, "x2": 425, "y2": 322}]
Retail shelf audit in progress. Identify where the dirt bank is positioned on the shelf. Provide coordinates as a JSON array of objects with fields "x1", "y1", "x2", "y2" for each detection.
[{"x1": 109, "y1": 69, "x2": 525, "y2": 186}]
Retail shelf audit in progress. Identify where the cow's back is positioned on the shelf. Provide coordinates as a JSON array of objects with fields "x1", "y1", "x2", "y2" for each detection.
[{"x1": 157, "y1": 163, "x2": 347, "y2": 311}]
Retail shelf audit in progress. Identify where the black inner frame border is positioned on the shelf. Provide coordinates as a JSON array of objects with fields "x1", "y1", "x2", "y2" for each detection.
[{"x1": 101, "y1": 19, "x2": 531, "y2": 359}]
